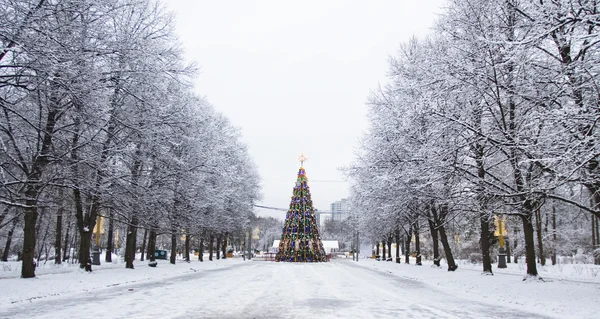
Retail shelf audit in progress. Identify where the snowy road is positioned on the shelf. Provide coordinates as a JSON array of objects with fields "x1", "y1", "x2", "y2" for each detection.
[{"x1": 1, "y1": 260, "x2": 553, "y2": 319}]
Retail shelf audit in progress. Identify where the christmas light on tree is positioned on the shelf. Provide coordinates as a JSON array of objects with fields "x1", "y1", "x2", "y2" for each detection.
[{"x1": 276, "y1": 154, "x2": 327, "y2": 262}]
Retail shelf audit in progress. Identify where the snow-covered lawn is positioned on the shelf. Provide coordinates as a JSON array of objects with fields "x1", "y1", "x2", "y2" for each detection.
[
  {"x1": 356, "y1": 258, "x2": 600, "y2": 318},
  {"x1": 455, "y1": 258, "x2": 600, "y2": 283},
  {"x1": 1, "y1": 257, "x2": 232, "y2": 305},
  {"x1": 1, "y1": 256, "x2": 599, "y2": 318}
]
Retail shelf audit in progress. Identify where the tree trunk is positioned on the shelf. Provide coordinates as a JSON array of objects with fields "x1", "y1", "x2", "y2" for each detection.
[
  {"x1": 54, "y1": 188, "x2": 65, "y2": 264},
  {"x1": 170, "y1": 230, "x2": 177, "y2": 264},
  {"x1": 75, "y1": 220, "x2": 93, "y2": 266},
  {"x1": 71, "y1": 122, "x2": 98, "y2": 270},
  {"x1": 36, "y1": 218, "x2": 50, "y2": 265},
  {"x1": 414, "y1": 224, "x2": 422, "y2": 266},
  {"x1": 387, "y1": 239, "x2": 392, "y2": 260},
  {"x1": 72, "y1": 229, "x2": 79, "y2": 264},
  {"x1": 74, "y1": 187, "x2": 95, "y2": 269},
  {"x1": 216, "y1": 234, "x2": 221, "y2": 260},
  {"x1": 588, "y1": 188, "x2": 600, "y2": 265},
  {"x1": 0, "y1": 207, "x2": 9, "y2": 232},
  {"x1": 62, "y1": 220, "x2": 71, "y2": 262},
  {"x1": 438, "y1": 224, "x2": 457, "y2": 271},
  {"x1": 2, "y1": 217, "x2": 18, "y2": 262},
  {"x1": 382, "y1": 240, "x2": 386, "y2": 261},
  {"x1": 221, "y1": 232, "x2": 228, "y2": 259},
  {"x1": 34, "y1": 209, "x2": 44, "y2": 263},
  {"x1": 596, "y1": 216, "x2": 600, "y2": 248},
  {"x1": 199, "y1": 235, "x2": 204, "y2": 262},
  {"x1": 427, "y1": 218, "x2": 440, "y2": 267},
  {"x1": 125, "y1": 142, "x2": 143, "y2": 268},
  {"x1": 592, "y1": 212, "x2": 599, "y2": 265},
  {"x1": 54, "y1": 209, "x2": 62, "y2": 264},
  {"x1": 209, "y1": 233, "x2": 214, "y2": 261},
  {"x1": 140, "y1": 228, "x2": 148, "y2": 262},
  {"x1": 76, "y1": 69, "x2": 122, "y2": 268},
  {"x1": 552, "y1": 205, "x2": 557, "y2": 265},
  {"x1": 105, "y1": 211, "x2": 114, "y2": 263},
  {"x1": 506, "y1": 236, "x2": 512, "y2": 263},
  {"x1": 596, "y1": 216, "x2": 600, "y2": 265},
  {"x1": 20, "y1": 103, "x2": 59, "y2": 278},
  {"x1": 479, "y1": 211, "x2": 493, "y2": 274},
  {"x1": 413, "y1": 222, "x2": 422, "y2": 266},
  {"x1": 513, "y1": 226, "x2": 519, "y2": 263},
  {"x1": 124, "y1": 216, "x2": 138, "y2": 269},
  {"x1": 43, "y1": 240, "x2": 51, "y2": 264},
  {"x1": 147, "y1": 229, "x2": 157, "y2": 262},
  {"x1": 375, "y1": 241, "x2": 380, "y2": 259},
  {"x1": 185, "y1": 233, "x2": 190, "y2": 262},
  {"x1": 21, "y1": 190, "x2": 39, "y2": 278},
  {"x1": 534, "y1": 206, "x2": 545, "y2": 266},
  {"x1": 593, "y1": 215, "x2": 596, "y2": 253},
  {"x1": 197, "y1": 236, "x2": 201, "y2": 261},
  {"x1": 404, "y1": 229, "x2": 411, "y2": 264},
  {"x1": 395, "y1": 227, "x2": 401, "y2": 263},
  {"x1": 521, "y1": 213, "x2": 539, "y2": 277},
  {"x1": 473, "y1": 96, "x2": 492, "y2": 274}
]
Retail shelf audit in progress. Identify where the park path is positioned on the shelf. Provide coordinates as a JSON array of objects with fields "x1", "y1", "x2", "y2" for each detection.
[{"x1": 0, "y1": 260, "x2": 553, "y2": 319}]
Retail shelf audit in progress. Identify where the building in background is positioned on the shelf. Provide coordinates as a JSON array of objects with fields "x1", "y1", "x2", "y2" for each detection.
[
  {"x1": 315, "y1": 198, "x2": 350, "y2": 229},
  {"x1": 315, "y1": 209, "x2": 332, "y2": 229},
  {"x1": 330, "y1": 198, "x2": 350, "y2": 222}
]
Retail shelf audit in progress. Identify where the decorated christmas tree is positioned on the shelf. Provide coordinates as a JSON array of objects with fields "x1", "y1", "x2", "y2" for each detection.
[{"x1": 276, "y1": 154, "x2": 327, "y2": 262}]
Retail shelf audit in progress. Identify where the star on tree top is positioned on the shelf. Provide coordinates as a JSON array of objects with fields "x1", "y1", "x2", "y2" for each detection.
[{"x1": 298, "y1": 153, "x2": 308, "y2": 166}]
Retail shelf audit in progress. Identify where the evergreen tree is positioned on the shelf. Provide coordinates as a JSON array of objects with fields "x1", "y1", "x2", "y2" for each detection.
[{"x1": 276, "y1": 164, "x2": 327, "y2": 262}]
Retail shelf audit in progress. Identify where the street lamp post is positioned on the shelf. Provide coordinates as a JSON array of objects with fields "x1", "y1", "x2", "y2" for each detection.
[
  {"x1": 91, "y1": 215, "x2": 102, "y2": 266},
  {"x1": 495, "y1": 215, "x2": 507, "y2": 269}
]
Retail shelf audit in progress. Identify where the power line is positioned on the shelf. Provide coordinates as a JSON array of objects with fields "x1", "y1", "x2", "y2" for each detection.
[{"x1": 253, "y1": 204, "x2": 287, "y2": 211}]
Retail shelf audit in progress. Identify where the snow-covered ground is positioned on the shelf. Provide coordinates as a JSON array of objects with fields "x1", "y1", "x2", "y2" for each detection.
[
  {"x1": 1, "y1": 256, "x2": 599, "y2": 318},
  {"x1": 357, "y1": 258, "x2": 600, "y2": 318}
]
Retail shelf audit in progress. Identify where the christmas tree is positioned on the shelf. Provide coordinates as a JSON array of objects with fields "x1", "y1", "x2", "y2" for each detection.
[{"x1": 276, "y1": 154, "x2": 327, "y2": 262}]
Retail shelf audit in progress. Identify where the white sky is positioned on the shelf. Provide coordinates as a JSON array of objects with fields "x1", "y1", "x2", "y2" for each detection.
[{"x1": 165, "y1": 0, "x2": 446, "y2": 219}]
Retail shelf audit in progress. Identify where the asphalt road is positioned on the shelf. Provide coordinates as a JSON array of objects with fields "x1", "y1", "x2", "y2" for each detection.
[{"x1": 0, "y1": 260, "x2": 553, "y2": 319}]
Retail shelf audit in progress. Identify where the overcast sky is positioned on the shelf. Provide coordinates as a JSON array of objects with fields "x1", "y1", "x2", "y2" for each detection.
[{"x1": 165, "y1": 0, "x2": 446, "y2": 219}]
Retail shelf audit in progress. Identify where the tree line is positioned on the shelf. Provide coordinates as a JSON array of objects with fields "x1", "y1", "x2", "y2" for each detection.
[
  {"x1": 0, "y1": 0, "x2": 260, "y2": 278},
  {"x1": 347, "y1": 0, "x2": 600, "y2": 278}
]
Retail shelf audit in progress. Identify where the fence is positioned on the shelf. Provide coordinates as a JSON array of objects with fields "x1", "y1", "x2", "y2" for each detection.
[{"x1": 252, "y1": 252, "x2": 277, "y2": 261}]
